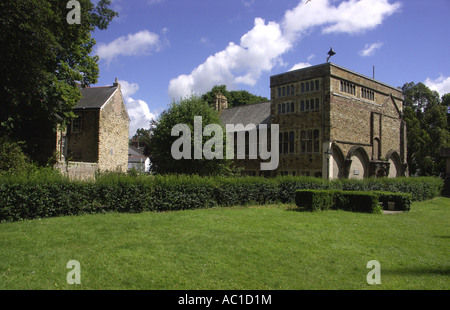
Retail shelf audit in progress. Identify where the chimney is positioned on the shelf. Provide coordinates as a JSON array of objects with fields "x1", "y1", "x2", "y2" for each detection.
[
  {"x1": 113, "y1": 77, "x2": 121, "y2": 91},
  {"x1": 214, "y1": 92, "x2": 228, "y2": 112}
]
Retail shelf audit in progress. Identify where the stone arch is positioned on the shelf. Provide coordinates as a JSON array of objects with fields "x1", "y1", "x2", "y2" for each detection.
[
  {"x1": 347, "y1": 146, "x2": 370, "y2": 179},
  {"x1": 386, "y1": 150, "x2": 401, "y2": 178},
  {"x1": 331, "y1": 143, "x2": 345, "y2": 179}
]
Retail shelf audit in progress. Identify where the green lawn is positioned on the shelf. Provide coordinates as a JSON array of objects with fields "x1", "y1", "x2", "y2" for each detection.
[{"x1": 0, "y1": 197, "x2": 449, "y2": 290}]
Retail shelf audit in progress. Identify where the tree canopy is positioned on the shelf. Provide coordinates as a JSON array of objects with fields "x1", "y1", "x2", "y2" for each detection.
[
  {"x1": 148, "y1": 94, "x2": 233, "y2": 176},
  {"x1": 402, "y1": 82, "x2": 449, "y2": 176},
  {"x1": 202, "y1": 85, "x2": 269, "y2": 108},
  {"x1": 0, "y1": 0, "x2": 117, "y2": 162}
]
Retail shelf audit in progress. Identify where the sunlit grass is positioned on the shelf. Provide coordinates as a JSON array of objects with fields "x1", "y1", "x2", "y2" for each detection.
[{"x1": 0, "y1": 198, "x2": 448, "y2": 290}]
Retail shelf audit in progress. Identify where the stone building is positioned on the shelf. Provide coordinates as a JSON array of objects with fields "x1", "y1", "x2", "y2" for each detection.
[
  {"x1": 218, "y1": 62, "x2": 407, "y2": 179},
  {"x1": 55, "y1": 79, "x2": 130, "y2": 179}
]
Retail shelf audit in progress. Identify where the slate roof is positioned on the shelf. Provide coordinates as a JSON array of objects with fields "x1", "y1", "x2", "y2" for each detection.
[
  {"x1": 219, "y1": 102, "x2": 271, "y2": 130},
  {"x1": 128, "y1": 146, "x2": 147, "y2": 164},
  {"x1": 75, "y1": 86, "x2": 118, "y2": 109}
]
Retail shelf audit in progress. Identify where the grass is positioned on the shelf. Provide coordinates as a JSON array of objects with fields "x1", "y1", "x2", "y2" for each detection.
[{"x1": 0, "y1": 197, "x2": 449, "y2": 290}]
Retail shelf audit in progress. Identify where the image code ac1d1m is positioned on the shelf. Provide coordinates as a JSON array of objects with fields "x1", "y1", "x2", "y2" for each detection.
[{"x1": 178, "y1": 294, "x2": 272, "y2": 307}]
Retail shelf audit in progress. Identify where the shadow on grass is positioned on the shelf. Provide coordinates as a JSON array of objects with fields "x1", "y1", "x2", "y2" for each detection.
[{"x1": 383, "y1": 267, "x2": 450, "y2": 276}]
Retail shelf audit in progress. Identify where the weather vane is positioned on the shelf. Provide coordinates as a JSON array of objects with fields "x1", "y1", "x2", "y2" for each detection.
[{"x1": 327, "y1": 47, "x2": 336, "y2": 63}]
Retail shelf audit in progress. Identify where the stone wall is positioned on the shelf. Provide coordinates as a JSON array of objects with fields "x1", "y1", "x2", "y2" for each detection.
[
  {"x1": 55, "y1": 161, "x2": 98, "y2": 180},
  {"x1": 98, "y1": 88, "x2": 129, "y2": 173},
  {"x1": 66, "y1": 110, "x2": 99, "y2": 162}
]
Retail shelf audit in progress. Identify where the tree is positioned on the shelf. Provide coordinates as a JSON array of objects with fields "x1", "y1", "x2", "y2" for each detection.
[
  {"x1": 131, "y1": 128, "x2": 151, "y2": 156},
  {"x1": 202, "y1": 85, "x2": 269, "y2": 108},
  {"x1": 0, "y1": 0, "x2": 117, "y2": 163},
  {"x1": 402, "y1": 82, "x2": 449, "y2": 176},
  {"x1": 148, "y1": 94, "x2": 233, "y2": 175}
]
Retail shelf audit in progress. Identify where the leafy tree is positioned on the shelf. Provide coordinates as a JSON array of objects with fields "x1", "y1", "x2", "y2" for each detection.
[
  {"x1": 202, "y1": 85, "x2": 269, "y2": 108},
  {"x1": 402, "y1": 82, "x2": 449, "y2": 176},
  {"x1": 131, "y1": 128, "x2": 151, "y2": 156},
  {"x1": 0, "y1": 0, "x2": 117, "y2": 163},
  {"x1": 148, "y1": 94, "x2": 233, "y2": 175}
]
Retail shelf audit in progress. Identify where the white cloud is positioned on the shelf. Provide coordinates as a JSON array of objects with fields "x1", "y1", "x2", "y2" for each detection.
[
  {"x1": 282, "y1": 0, "x2": 401, "y2": 40},
  {"x1": 359, "y1": 42, "x2": 384, "y2": 57},
  {"x1": 168, "y1": 18, "x2": 291, "y2": 100},
  {"x1": 119, "y1": 80, "x2": 157, "y2": 137},
  {"x1": 96, "y1": 30, "x2": 161, "y2": 64},
  {"x1": 289, "y1": 62, "x2": 312, "y2": 71},
  {"x1": 168, "y1": 0, "x2": 401, "y2": 100},
  {"x1": 425, "y1": 75, "x2": 450, "y2": 96}
]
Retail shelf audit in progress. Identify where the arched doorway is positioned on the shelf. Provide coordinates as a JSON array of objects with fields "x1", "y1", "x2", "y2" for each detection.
[
  {"x1": 348, "y1": 147, "x2": 369, "y2": 179},
  {"x1": 331, "y1": 144, "x2": 345, "y2": 179},
  {"x1": 387, "y1": 151, "x2": 401, "y2": 178}
]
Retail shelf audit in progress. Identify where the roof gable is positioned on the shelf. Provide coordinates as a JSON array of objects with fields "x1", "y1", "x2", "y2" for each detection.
[{"x1": 75, "y1": 86, "x2": 118, "y2": 109}]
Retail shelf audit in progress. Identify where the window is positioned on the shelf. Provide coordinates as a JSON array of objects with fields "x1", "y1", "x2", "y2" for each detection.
[
  {"x1": 72, "y1": 114, "x2": 82, "y2": 133},
  {"x1": 279, "y1": 131, "x2": 295, "y2": 154},
  {"x1": 300, "y1": 80, "x2": 319, "y2": 93},
  {"x1": 340, "y1": 80, "x2": 356, "y2": 95},
  {"x1": 299, "y1": 98, "x2": 320, "y2": 112},
  {"x1": 362, "y1": 88, "x2": 375, "y2": 101},
  {"x1": 313, "y1": 129, "x2": 320, "y2": 153},
  {"x1": 307, "y1": 130, "x2": 312, "y2": 153},
  {"x1": 283, "y1": 132, "x2": 288, "y2": 154},
  {"x1": 291, "y1": 85, "x2": 294, "y2": 95},
  {"x1": 278, "y1": 102, "x2": 295, "y2": 114},
  {"x1": 289, "y1": 131, "x2": 295, "y2": 153},
  {"x1": 300, "y1": 130, "x2": 306, "y2": 153},
  {"x1": 278, "y1": 87, "x2": 281, "y2": 98},
  {"x1": 300, "y1": 129, "x2": 320, "y2": 153}
]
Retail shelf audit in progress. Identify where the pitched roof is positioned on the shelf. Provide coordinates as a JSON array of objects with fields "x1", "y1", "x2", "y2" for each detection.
[
  {"x1": 219, "y1": 102, "x2": 271, "y2": 129},
  {"x1": 75, "y1": 86, "x2": 118, "y2": 109}
]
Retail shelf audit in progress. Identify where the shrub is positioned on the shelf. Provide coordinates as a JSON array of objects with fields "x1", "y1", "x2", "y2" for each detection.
[
  {"x1": 373, "y1": 191, "x2": 412, "y2": 211},
  {"x1": 295, "y1": 190, "x2": 336, "y2": 211},
  {"x1": 0, "y1": 173, "x2": 443, "y2": 222},
  {"x1": 296, "y1": 190, "x2": 384, "y2": 214},
  {"x1": 338, "y1": 191, "x2": 381, "y2": 214}
]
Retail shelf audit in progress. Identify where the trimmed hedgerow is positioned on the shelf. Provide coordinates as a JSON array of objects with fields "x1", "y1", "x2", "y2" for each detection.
[
  {"x1": 295, "y1": 190, "x2": 381, "y2": 213},
  {"x1": 373, "y1": 191, "x2": 412, "y2": 211},
  {"x1": 295, "y1": 189, "x2": 413, "y2": 213},
  {"x1": 0, "y1": 171, "x2": 443, "y2": 222},
  {"x1": 295, "y1": 190, "x2": 337, "y2": 211}
]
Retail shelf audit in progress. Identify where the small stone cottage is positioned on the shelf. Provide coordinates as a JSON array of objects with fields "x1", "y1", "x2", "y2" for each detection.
[{"x1": 55, "y1": 79, "x2": 129, "y2": 179}]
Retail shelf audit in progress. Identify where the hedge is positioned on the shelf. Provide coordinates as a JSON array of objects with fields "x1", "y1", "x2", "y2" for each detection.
[
  {"x1": 0, "y1": 172, "x2": 443, "y2": 222},
  {"x1": 295, "y1": 190, "x2": 412, "y2": 213}
]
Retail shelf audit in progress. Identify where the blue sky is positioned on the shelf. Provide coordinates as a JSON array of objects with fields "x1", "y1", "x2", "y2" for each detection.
[{"x1": 90, "y1": 0, "x2": 450, "y2": 137}]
